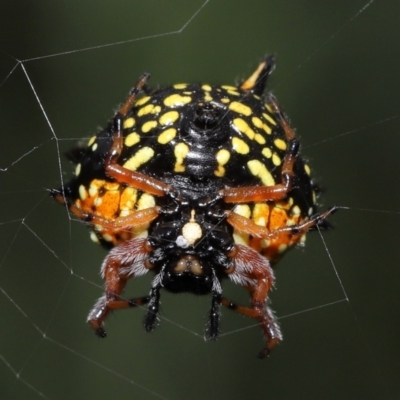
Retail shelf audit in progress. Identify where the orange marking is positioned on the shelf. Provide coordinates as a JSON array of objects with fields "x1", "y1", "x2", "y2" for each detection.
[{"x1": 240, "y1": 60, "x2": 268, "y2": 91}]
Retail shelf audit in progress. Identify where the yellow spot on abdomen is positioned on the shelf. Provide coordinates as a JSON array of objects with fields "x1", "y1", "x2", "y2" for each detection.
[
  {"x1": 120, "y1": 186, "x2": 137, "y2": 212},
  {"x1": 232, "y1": 137, "x2": 250, "y2": 154},
  {"x1": 232, "y1": 118, "x2": 255, "y2": 140},
  {"x1": 75, "y1": 163, "x2": 81, "y2": 176},
  {"x1": 104, "y1": 182, "x2": 120, "y2": 191},
  {"x1": 265, "y1": 104, "x2": 274, "y2": 114},
  {"x1": 135, "y1": 96, "x2": 151, "y2": 106},
  {"x1": 262, "y1": 112, "x2": 276, "y2": 126},
  {"x1": 254, "y1": 133, "x2": 266, "y2": 145},
  {"x1": 202, "y1": 84, "x2": 212, "y2": 91},
  {"x1": 173, "y1": 84, "x2": 188, "y2": 89},
  {"x1": 123, "y1": 147, "x2": 154, "y2": 171},
  {"x1": 233, "y1": 204, "x2": 252, "y2": 218},
  {"x1": 124, "y1": 132, "x2": 140, "y2": 147},
  {"x1": 204, "y1": 93, "x2": 213, "y2": 102},
  {"x1": 137, "y1": 193, "x2": 156, "y2": 210},
  {"x1": 262, "y1": 147, "x2": 272, "y2": 158},
  {"x1": 233, "y1": 232, "x2": 249, "y2": 246},
  {"x1": 274, "y1": 138, "x2": 287, "y2": 151},
  {"x1": 174, "y1": 142, "x2": 189, "y2": 172},
  {"x1": 158, "y1": 128, "x2": 177, "y2": 144},
  {"x1": 138, "y1": 104, "x2": 156, "y2": 116},
  {"x1": 229, "y1": 102, "x2": 252, "y2": 116},
  {"x1": 292, "y1": 205, "x2": 301, "y2": 216},
  {"x1": 123, "y1": 118, "x2": 135, "y2": 129},
  {"x1": 272, "y1": 153, "x2": 281, "y2": 166},
  {"x1": 251, "y1": 117, "x2": 263, "y2": 128},
  {"x1": 253, "y1": 203, "x2": 270, "y2": 227},
  {"x1": 221, "y1": 85, "x2": 237, "y2": 91},
  {"x1": 79, "y1": 185, "x2": 87, "y2": 200},
  {"x1": 87, "y1": 136, "x2": 96, "y2": 146},
  {"x1": 90, "y1": 232, "x2": 100, "y2": 244},
  {"x1": 141, "y1": 120, "x2": 157, "y2": 133},
  {"x1": 214, "y1": 149, "x2": 231, "y2": 177},
  {"x1": 252, "y1": 116, "x2": 272, "y2": 135},
  {"x1": 247, "y1": 160, "x2": 275, "y2": 186},
  {"x1": 102, "y1": 233, "x2": 114, "y2": 242},
  {"x1": 159, "y1": 111, "x2": 179, "y2": 126},
  {"x1": 164, "y1": 94, "x2": 192, "y2": 107},
  {"x1": 216, "y1": 149, "x2": 230, "y2": 165}
]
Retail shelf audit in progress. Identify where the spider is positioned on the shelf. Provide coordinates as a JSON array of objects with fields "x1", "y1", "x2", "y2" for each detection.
[{"x1": 52, "y1": 55, "x2": 336, "y2": 358}]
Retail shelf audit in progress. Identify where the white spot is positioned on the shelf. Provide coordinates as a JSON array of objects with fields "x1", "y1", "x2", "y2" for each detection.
[
  {"x1": 79, "y1": 185, "x2": 87, "y2": 200},
  {"x1": 94, "y1": 197, "x2": 102, "y2": 207},
  {"x1": 87, "y1": 136, "x2": 96, "y2": 146},
  {"x1": 176, "y1": 235, "x2": 189, "y2": 248},
  {"x1": 90, "y1": 232, "x2": 100, "y2": 244},
  {"x1": 102, "y1": 233, "x2": 113, "y2": 242},
  {"x1": 292, "y1": 205, "x2": 301, "y2": 216},
  {"x1": 181, "y1": 222, "x2": 202, "y2": 246},
  {"x1": 75, "y1": 163, "x2": 81, "y2": 176}
]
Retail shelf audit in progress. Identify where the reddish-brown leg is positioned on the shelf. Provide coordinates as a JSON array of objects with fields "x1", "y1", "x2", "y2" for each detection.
[
  {"x1": 87, "y1": 237, "x2": 154, "y2": 336},
  {"x1": 53, "y1": 192, "x2": 160, "y2": 238},
  {"x1": 225, "y1": 207, "x2": 337, "y2": 241},
  {"x1": 222, "y1": 244, "x2": 281, "y2": 358}
]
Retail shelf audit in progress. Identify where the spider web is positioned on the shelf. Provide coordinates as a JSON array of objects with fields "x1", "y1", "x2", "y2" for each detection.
[{"x1": 1, "y1": 1, "x2": 399, "y2": 399}]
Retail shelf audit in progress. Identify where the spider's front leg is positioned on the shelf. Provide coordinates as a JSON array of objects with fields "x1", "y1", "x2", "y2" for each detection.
[
  {"x1": 225, "y1": 206, "x2": 337, "y2": 244},
  {"x1": 87, "y1": 237, "x2": 154, "y2": 337},
  {"x1": 223, "y1": 244, "x2": 281, "y2": 358},
  {"x1": 143, "y1": 286, "x2": 161, "y2": 333},
  {"x1": 224, "y1": 208, "x2": 336, "y2": 358}
]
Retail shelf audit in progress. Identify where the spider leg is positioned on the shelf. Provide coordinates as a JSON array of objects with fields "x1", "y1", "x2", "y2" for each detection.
[
  {"x1": 53, "y1": 191, "x2": 160, "y2": 241},
  {"x1": 87, "y1": 237, "x2": 154, "y2": 337},
  {"x1": 223, "y1": 244, "x2": 281, "y2": 358},
  {"x1": 206, "y1": 269, "x2": 224, "y2": 339},
  {"x1": 144, "y1": 286, "x2": 161, "y2": 332},
  {"x1": 207, "y1": 292, "x2": 222, "y2": 340},
  {"x1": 225, "y1": 206, "x2": 337, "y2": 241}
]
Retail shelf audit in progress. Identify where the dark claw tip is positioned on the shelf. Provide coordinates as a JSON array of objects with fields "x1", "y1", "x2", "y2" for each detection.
[
  {"x1": 257, "y1": 348, "x2": 271, "y2": 359},
  {"x1": 95, "y1": 327, "x2": 107, "y2": 338}
]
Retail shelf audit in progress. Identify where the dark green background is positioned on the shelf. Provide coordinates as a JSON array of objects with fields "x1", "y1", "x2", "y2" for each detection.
[{"x1": 1, "y1": 1, "x2": 399, "y2": 399}]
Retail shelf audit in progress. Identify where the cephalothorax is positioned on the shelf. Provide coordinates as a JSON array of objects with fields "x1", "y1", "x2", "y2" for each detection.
[{"x1": 52, "y1": 55, "x2": 335, "y2": 358}]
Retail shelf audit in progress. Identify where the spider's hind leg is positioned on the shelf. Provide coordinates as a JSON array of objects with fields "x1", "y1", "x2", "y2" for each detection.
[
  {"x1": 87, "y1": 237, "x2": 154, "y2": 337},
  {"x1": 144, "y1": 286, "x2": 161, "y2": 332},
  {"x1": 223, "y1": 244, "x2": 281, "y2": 358}
]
